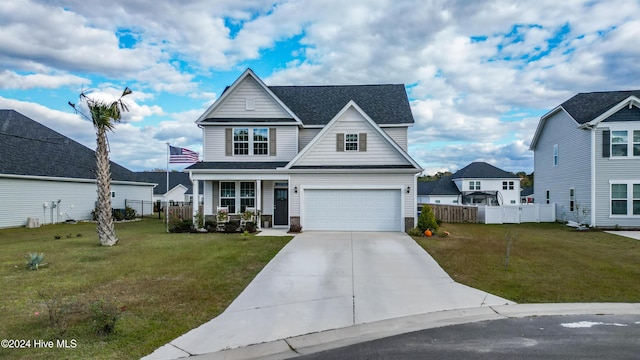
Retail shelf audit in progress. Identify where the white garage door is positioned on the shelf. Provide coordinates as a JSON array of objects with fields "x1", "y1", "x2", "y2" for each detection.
[{"x1": 303, "y1": 189, "x2": 401, "y2": 231}]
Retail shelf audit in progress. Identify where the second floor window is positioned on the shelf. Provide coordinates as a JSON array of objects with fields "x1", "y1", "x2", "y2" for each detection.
[
  {"x1": 233, "y1": 128, "x2": 268, "y2": 156},
  {"x1": 634, "y1": 130, "x2": 640, "y2": 156},
  {"x1": 469, "y1": 181, "x2": 481, "y2": 190},
  {"x1": 233, "y1": 128, "x2": 249, "y2": 155},
  {"x1": 345, "y1": 134, "x2": 359, "y2": 151},
  {"x1": 611, "y1": 130, "x2": 628, "y2": 157},
  {"x1": 502, "y1": 181, "x2": 514, "y2": 190}
]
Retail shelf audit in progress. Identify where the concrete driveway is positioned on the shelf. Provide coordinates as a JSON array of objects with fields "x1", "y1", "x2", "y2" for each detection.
[{"x1": 144, "y1": 232, "x2": 513, "y2": 359}]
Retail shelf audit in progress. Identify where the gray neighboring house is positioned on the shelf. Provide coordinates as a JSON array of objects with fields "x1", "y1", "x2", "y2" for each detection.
[
  {"x1": 530, "y1": 90, "x2": 640, "y2": 228},
  {"x1": 417, "y1": 162, "x2": 521, "y2": 206},
  {"x1": 0, "y1": 110, "x2": 155, "y2": 228}
]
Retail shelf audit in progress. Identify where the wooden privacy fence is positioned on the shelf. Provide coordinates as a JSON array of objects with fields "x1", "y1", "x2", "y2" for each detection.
[
  {"x1": 423, "y1": 204, "x2": 478, "y2": 223},
  {"x1": 167, "y1": 205, "x2": 203, "y2": 220}
]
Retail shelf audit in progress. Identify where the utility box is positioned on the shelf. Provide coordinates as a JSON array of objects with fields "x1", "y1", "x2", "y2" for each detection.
[{"x1": 26, "y1": 218, "x2": 40, "y2": 228}]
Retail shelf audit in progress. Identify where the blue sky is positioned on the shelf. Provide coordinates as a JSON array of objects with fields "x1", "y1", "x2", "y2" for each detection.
[{"x1": 2, "y1": 0, "x2": 640, "y2": 174}]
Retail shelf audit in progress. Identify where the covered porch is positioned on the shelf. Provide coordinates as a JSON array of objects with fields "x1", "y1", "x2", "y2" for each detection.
[{"x1": 188, "y1": 174, "x2": 291, "y2": 229}]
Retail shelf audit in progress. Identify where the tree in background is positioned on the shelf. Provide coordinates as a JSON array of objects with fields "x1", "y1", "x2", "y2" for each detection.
[{"x1": 69, "y1": 88, "x2": 132, "y2": 246}]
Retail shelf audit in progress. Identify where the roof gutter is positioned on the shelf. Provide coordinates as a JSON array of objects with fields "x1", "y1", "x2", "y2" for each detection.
[{"x1": 0, "y1": 173, "x2": 156, "y2": 186}]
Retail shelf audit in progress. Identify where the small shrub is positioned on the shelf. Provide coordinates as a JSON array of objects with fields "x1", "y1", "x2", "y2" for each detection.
[
  {"x1": 204, "y1": 219, "x2": 216, "y2": 232},
  {"x1": 407, "y1": 227, "x2": 423, "y2": 237},
  {"x1": 38, "y1": 290, "x2": 83, "y2": 337},
  {"x1": 89, "y1": 298, "x2": 124, "y2": 335},
  {"x1": 225, "y1": 220, "x2": 240, "y2": 233},
  {"x1": 54, "y1": 235, "x2": 61, "y2": 240},
  {"x1": 418, "y1": 205, "x2": 438, "y2": 233},
  {"x1": 26, "y1": 252, "x2": 47, "y2": 270},
  {"x1": 193, "y1": 211, "x2": 204, "y2": 229},
  {"x1": 244, "y1": 221, "x2": 257, "y2": 233},
  {"x1": 169, "y1": 217, "x2": 193, "y2": 233},
  {"x1": 112, "y1": 209, "x2": 125, "y2": 221},
  {"x1": 124, "y1": 206, "x2": 137, "y2": 220}
]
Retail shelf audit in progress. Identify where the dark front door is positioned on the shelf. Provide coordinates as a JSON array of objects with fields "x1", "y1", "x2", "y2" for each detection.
[{"x1": 274, "y1": 188, "x2": 288, "y2": 226}]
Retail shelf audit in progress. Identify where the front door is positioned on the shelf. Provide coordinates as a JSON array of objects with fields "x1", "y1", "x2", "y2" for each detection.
[{"x1": 274, "y1": 188, "x2": 288, "y2": 226}]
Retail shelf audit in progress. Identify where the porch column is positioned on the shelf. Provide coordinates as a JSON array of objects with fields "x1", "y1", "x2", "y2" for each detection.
[
  {"x1": 191, "y1": 176, "x2": 200, "y2": 228},
  {"x1": 256, "y1": 180, "x2": 262, "y2": 229}
]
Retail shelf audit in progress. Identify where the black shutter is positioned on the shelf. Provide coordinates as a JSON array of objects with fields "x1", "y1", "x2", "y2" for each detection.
[{"x1": 602, "y1": 130, "x2": 610, "y2": 158}]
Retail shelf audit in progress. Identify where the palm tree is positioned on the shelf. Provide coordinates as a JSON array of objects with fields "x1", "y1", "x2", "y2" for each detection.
[{"x1": 69, "y1": 87, "x2": 132, "y2": 246}]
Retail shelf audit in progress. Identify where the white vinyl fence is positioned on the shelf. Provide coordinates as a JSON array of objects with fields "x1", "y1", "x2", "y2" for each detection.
[{"x1": 478, "y1": 203, "x2": 556, "y2": 224}]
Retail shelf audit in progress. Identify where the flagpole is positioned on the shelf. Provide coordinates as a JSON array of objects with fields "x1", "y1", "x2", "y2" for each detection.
[{"x1": 166, "y1": 142, "x2": 170, "y2": 233}]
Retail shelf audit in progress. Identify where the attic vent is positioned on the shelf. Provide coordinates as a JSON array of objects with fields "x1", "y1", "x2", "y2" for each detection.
[{"x1": 245, "y1": 98, "x2": 255, "y2": 111}]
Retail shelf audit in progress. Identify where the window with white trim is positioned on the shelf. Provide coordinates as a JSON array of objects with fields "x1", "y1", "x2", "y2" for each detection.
[
  {"x1": 634, "y1": 130, "x2": 640, "y2": 156},
  {"x1": 240, "y1": 182, "x2": 255, "y2": 212},
  {"x1": 611, "y1": 182, "x2": 640, "y2": 216},
  {"x1": 220, "y1": 182, "x2": 236, "y2": 213},
  {"x1": 345, "y1": 133, "x2": 358, "y2": 151},
  {"x1": 502, "y1": 181, "x2": 514, "y2": 190},
  {"x1": 611, "y1": 130, "x2": 628, "y2": 157},
  {"x1": 469, "y1": 181, "x2": 481, "y2": 190},
  {"x1": 553, "y1": 144, "x2": 559, "y2": 166},
  {"x1": 233, "y1": 128, "x2": 269, "y2": 156},
  {"x1": 233, "y1": 128, "x2": 249, "y2": 155}
]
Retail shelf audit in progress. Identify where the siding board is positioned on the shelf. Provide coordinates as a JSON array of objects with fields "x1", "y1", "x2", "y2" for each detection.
[{"x1": 211, "y1": 77, "x2": 290, "y2": 118}]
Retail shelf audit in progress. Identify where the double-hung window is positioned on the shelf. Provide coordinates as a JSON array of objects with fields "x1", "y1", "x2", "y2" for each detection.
[
  {"x1": 469, "y1": 181, "x2": 481, "y2": 190},
  {"x1": 240, "y1": 182, "x2": 255, "y2": 212},
  {"x1": 611, "y1": 184, "x2": 628, "y2": 215},
  {"x1": 220, "y1": 182, "x2": 236, "y2": 213},
  {"x1": 634, "y1": 130, "x2": 640, "y2": 156},
  {"x1": 233, "y1": 129, "x2": 249, "y2": 155},
  {"x1": 502, "y1": 181, "x2": 514, "y2": 190},
  {"x1": 253, "y1": 128, "x2": 268, "y2": 155},
  {"x1": 553, "y1": 144, "x2": 559, "y2": 166},
  {"x1": 233, "y1": 128, "x2": 268, "y2": 156},
  {"x1": 345, "y1": 134, "x2": 359, "y2": 151},
  {"x1": 611, "y1": 131, "x2": 628, "y2": 157}
]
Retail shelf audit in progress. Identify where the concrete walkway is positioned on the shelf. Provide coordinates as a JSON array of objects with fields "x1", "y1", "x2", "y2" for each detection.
[
  {"x1": 605, "y1": 231, "x2": 640, "y2": 240},
  {"x1": 143, "y1": 232, "x2": 513, "y2": 360}
]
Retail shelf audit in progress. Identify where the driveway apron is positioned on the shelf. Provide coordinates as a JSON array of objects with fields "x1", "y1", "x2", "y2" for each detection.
[{"x1": 144, "y1": 232, "x2": 513, "y2": 359}]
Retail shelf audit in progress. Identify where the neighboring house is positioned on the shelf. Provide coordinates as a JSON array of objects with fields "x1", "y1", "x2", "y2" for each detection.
[
  {"x1": 134, "y1": 172, "x2": 203, "y2": 205},
  {"x1": 0, "y1": 110, "x2": 155, "y2": 228},
  {"x1": 185, "y1": 69, "x2": 423, "y2": 231},
  {"x1": 530, "y1": 90, "x2": 640, "y2": 228},
  {"x1": 521, "y1": 186, "x2": 534, "y2": 204},
  {"x1": 417, "y1": 162, "x2": 521, "y2": 206}
]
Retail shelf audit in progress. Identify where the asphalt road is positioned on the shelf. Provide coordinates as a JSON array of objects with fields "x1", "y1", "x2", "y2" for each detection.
[{"x1": 296, "y1": 314, "x2": 640, "y2": 359}]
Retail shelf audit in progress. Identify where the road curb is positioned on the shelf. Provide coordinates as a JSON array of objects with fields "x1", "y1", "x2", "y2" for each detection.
[{"x1": 189, "y1": 303, "x2": 640, "y2": 360}]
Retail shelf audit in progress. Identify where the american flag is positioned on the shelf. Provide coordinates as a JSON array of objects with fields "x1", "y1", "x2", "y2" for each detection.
[{"x1": 169, "y1": 145, "x2": 199, "y2": 163}]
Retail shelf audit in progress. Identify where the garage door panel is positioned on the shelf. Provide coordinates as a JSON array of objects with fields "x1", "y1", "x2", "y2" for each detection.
[{"x1": 304, "y1": 189, "x2": 401, "y2": 231}]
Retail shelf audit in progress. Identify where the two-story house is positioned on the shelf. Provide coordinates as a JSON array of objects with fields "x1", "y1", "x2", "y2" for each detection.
[
  {"x1": 530, "y1": 90, "x2": 640, "y2": 228},
  {"x1": 185, "y1": 69, "x2": 423, "y2": 232},
  {"x1": 417, "y1": 162, "x2": 521, "y2": 206}
]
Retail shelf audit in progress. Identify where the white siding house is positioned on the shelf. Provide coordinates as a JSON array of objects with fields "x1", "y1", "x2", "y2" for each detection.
[
  {"x1": 0, "y1": 110, "x2": 155, "y2": 228},
  {"x1": 531, "y1": 90, "x2": 640, "y2": 228},
  {"x1": 186, "y1": 69, "x2": 423, "y2": 232},
  {"x1": 418, "y1": 162, "x2": 521, "y2": 206}
]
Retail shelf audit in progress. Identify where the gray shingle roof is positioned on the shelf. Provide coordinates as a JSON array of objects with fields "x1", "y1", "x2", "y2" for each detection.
[
  {"x1": 451, "y1": 162, "x2": 518, "y2": 179},
  {"x1": 134, "y1": 171, "x2": 197, "y2": 195},
  {"x1": 0, "y1": 109, "x2": 140, "y2": 182},
  {"x1": 418, "y1": 176, "x2": 460, "y2": 196},
  {"x1": 560, "y1": 90, "x2": 640, "y2": 124},
  {"x1": 269, "y1": 84, "x2": 414, "y2": 126}
]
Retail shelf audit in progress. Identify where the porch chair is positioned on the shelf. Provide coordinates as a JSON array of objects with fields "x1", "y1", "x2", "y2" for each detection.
[
  {"x1": 240, "y1": 207, "x2": 256, "y2": 228},
  {"x1": 216, "y1": 206, "x2": 229, "y2": 232}
]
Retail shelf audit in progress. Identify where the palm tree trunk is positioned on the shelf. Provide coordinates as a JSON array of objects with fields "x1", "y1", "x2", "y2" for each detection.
[{"x1": 95, "y1": 127, "x2": 118, "y2": 246}]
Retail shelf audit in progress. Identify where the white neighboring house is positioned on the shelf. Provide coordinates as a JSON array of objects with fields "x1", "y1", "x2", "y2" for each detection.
[
  {"x1": 0, "y1": 110, "x2": 155, "y2": 228},
  {"x1": 134, "y1": 172, "x2": 203, "y2": 205},
  {"x1": 185, "y1": 68, "x2": 423, "y2": 232},
  {"x1": 418, "y1": 162, "x2": 521, "y2": 206}
]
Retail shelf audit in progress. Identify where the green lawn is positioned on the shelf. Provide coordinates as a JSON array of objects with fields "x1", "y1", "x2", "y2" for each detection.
[
  {"x1": 414, "y1": 222, "x2": 640, "y2": 303},
  {"x1": 0, "y1": 218, "x2": 292, "y2": 360}
]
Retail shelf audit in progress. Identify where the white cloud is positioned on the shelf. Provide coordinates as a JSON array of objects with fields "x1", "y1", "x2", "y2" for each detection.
[{"x1": 3, "y1": 0, "x2": 640, "y2": 174}]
